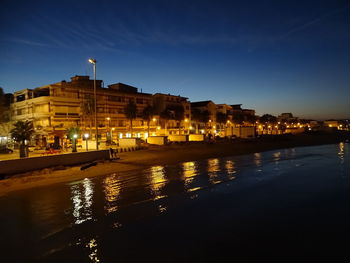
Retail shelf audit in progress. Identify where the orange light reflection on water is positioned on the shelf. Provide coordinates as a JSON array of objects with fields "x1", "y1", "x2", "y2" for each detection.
[{"x1": 103, "y1": 173, "x2": 121, "y2": 213}]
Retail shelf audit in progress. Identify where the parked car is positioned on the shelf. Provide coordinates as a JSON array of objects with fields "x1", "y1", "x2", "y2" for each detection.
[{"x1": 0, "y1": 145, "x2": 14, "y2": 154}]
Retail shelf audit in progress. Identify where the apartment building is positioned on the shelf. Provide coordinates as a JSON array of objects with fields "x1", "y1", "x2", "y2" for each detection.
[
  {"x1": 152, "y1": 93, "x2": 191, "y2": 135},
  {"x1": 11, "y1": 76, "x2": 154, "y2": 148},
  {"x1": 190, "y1": 100, "x2": 217, "y2": 134}
]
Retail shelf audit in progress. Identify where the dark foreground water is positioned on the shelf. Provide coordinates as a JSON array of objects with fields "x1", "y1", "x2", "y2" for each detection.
[{"x1": 1, "y1": 143, "x2": 349, "y2": 261}]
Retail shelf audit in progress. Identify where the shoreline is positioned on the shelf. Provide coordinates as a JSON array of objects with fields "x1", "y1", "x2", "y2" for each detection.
[{"x1": 0, "y1": 132, "x2": 348, "y2": 196}]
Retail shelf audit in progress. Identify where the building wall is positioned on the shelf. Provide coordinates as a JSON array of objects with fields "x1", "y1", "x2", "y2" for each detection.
[
  {"x1": 10, "y1": 76, "x2": 156, "y2": 147},
  {"x1": 153, "y1": 93, "x2": 191, "y2": 135}
]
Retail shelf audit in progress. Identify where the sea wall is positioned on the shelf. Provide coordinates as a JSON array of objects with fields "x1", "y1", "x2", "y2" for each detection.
[
  {"x1": 147, "y1": 136, "x2": 168, "y2": 145},
  {"x1": 168, "y1": 135, "x2": 188, "y2": 142},
  {"x1": 189, "y1": 134, "x2": 204, "y2": 141},
  {"x1": 0, "y1": 150, "x2": 110, "y2": 176}
]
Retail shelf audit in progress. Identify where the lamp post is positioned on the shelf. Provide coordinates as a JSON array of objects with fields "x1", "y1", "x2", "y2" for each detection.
[
  {"x1": 84, "y1": 133, "x2": 89, "y2": 151},
  {"x1": 106, "y1": 117, "x2": 111, "y2": 143},
  {"x1": 111, "y1": 128, "x2": 115, "y2": 143},
  {"x1": 88, "y1": 58, "x2": 98, "y2": 150},
  {"x1": 72, "y1": 134, "x2": 78, "y2": 152}
]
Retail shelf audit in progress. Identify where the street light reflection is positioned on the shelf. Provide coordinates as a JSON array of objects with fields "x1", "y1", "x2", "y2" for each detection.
[
  {"x1": 208, "y1": 158, "x2": 221, "y2": 184},
  {"x1": 150, "y1": 166, "x2": 167, "y2": 200},
  {"x1": 86, "y1": 238, "x2": 101, "y2": 263},
  {"x1": 182, "y1": 161, "x2": 198, "y2": 185},
  {"x1": 338, "y1": 142, "x2": 345, "y2": 164},
  {"x1": 70, "y1": 178, "x2": 94, "y2": 225},
  {"x1": 225, "y1": 160, "x2": 237, "y2": 180},
  {"x1": 103, "y1": 173, "x2": 121, "y2": 213}
]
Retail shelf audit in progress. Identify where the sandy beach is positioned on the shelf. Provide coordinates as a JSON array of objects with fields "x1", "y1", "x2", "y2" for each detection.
[{"x1": 0, "y1": 132, "x2": 348, "y2": 195}]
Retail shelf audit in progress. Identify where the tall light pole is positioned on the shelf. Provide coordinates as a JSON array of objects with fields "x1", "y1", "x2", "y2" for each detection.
[
  {"x1": 84, "y1": 133, "x2": 89, "y2": 151},
  {"x1": 88, "y1": 58, "x2": 98, "y2": 150}
]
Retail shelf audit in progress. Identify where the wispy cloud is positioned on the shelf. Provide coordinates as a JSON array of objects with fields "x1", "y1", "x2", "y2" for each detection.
[
  {"x1": 278, "y1": 3, "x2": 350, "y2": 40},
  {"x1": 5, "y1": 37, "x2": 49, "y2": 47}
]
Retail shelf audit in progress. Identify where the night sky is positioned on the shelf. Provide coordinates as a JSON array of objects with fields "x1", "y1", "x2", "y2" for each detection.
[{"x1": 1, "y1": 0, "x2": 350, "y2": 119}]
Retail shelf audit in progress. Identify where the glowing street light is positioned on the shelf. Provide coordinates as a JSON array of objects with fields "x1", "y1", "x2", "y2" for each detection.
[
  {"x1": 106, "y1": 117, "x2": 111, "y2": 143},
  {"x1": 72, "y1": 134, "x2": 78, "y2": 152},
  {"x1": 88, "y1": 58, "x2": 98, "y2": 150},
  {"x1": 84, "y1": 133, "x2": 89, "y2": 151}
]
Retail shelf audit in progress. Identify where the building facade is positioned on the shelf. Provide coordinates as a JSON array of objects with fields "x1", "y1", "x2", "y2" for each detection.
[
  {"x1": 11, "y1": 76, "x2": 155, "y2": 148},
  {"x1": 152, "y1": 93, "x2": 191, "y2": 135}
]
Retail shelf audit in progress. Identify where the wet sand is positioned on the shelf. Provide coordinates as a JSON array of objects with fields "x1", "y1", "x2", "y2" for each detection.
[{"x1": 0, "y1": 132, "x2": 348, "y2": 195}]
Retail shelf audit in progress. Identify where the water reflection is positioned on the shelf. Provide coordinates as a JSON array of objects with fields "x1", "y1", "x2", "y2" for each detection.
[
  {"x1": 182, "y1": 161, "x2": 198, "y2": 185},
  {"x1": 225, "y1": 160, "x2": 236, "y2": 180},
  {"x1": 254, "y1": 152, "x2": 262, "y2": 168},
  {"x1": 70, "y1": 178, "x2": 94, "y2": 225},
  {"x1": 150, "y1": 165, "x2": 167, "y2": 200},
  {"x1": 208, "y1": 158, "x2": 221, "y2": 184},
  {"x1": 3, "y1": 144, "x2": 350, "y2": 262},
  {"x1": 85, "y1": 238, "x2": 100, "y2": 263},
  {"x1": 273, "y1": 151, "x2": 281, "y2": 162},
  {"x1": 103, "y1": 173, "x2": 121, "y2": 213},
  {"x1": 338, "y1": 142, "x2": 345, "y2": 164}
]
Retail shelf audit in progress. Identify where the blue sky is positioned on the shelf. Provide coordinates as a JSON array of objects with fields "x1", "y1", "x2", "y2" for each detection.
[{"x1": 1, "y1": 0, "x2": 350, "y2": 119}]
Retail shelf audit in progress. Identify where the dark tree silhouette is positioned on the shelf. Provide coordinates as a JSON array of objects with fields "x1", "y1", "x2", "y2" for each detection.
[
  {"x1": 0, "y1": 88, "x2": 5, "y2": 119},
  {"x1": 245, "y1": 114, "x2": 257, "y2": 124},
  {"x1": 259, "y1": 114, "x2": 277, "y2": 124},
  {"x1": 232, "y1": 113, "x2": 244, "y2": 125},
  {"x1": 191, "y1": 109, "x2": 210, "y2": 133},
  {"x1": 124, "y1": 101, "x2": 137, "y2": 134},
  {"x1": 10, "y1": 120, "x2": 34, "y2": 158},
  {"x1": 82, "y1": 94, "x2": 95, "y2": 134},
  {"x1": 216, "y1": 112, "x2": 227, "y2": 124},
  {"x1": 160, "y1": 108, "x2": 172, "y2": 132},
  {"x1": 66, "y1": 126, "x2": 80, "y2": 152},
  {"x1": 142, "y1": 105, "x2": 154, "y2": 134},
  {"x1": 172, "y1": 105, "x2": 185, "y2": 132}
]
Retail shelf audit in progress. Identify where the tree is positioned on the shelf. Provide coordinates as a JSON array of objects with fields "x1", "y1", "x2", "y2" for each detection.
[
  {"x1": 259, "y1": 114, "x2": 277, "y2": 124},
  {"x1": 216, "y1": 112, "x2": 227, "y2": 124},
  {"x1": 172, "y1": 105, "x2": 185, "y2": 133},
  {"x1": 124, "y1": 101, "x2": 137, "y2": 135},
  {"x1": 245, "y1": 114, "x2": 257, "y2": 124},
  {"x1": 160, "y1": 105, "x2": 185, "y2": 134},
  {"x1": 216, "y1": 112, "x2": 228, "y2": 135},
  {"x1": 0, "y1": 88, "x2": 5, "y2": 121},
  {"x1": 142, "y1": 105, "x2": 154, "y2": 135},
  {"x1": 66, "y1": 126, "x2": 80, "y2": 152},
  {"x1": 191, "y1": 109, "x2": 210, "y2": 133},
  {"x1": 232, "y1": 113, "x2": 244, "y2": 125},
  {"x1": 160, "y1": 108, "x2": 172, "y2": 133},
  {"x1": 10, "y1": 120, "x2": 34, "y2": 158},
  {"x1": 82, "y1": 94, "x2": 95, "y2": 134}
]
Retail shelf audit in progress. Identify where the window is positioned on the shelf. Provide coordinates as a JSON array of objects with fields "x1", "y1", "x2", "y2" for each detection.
[
  {"x1": 136, "y1": 98, "x2": 143, "y2": 104},
  {"x1": 16, "y1": 94, "x2": 25, "y2": 102},
  {"x1": 109, "y1": 96, "x2": 124, "y2": 102}
]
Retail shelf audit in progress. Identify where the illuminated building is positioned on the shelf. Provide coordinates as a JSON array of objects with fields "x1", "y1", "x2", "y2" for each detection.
[
  {"x1": 152, "y1": 93, "x2": 191, "y2": 135},
  {"x1": 10, "y1": 76, "x2": 154, "y2": 148}
]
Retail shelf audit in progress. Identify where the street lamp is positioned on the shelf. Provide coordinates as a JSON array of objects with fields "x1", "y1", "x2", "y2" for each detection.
[
  {"x1": 106, "y1": 117, "x2": 111, "y2": 143},
  {"x1": 88, "y1": 58, "x2": 98, "y2": 150},
  {"x1": 84, "y1": 133, "x2": 89, "y2": 151},
  {"x1": 72, "y1": 134, "x2": 78, "y2": 152}
]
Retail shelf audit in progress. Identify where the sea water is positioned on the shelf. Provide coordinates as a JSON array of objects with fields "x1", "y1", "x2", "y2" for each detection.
[{"x1": 1, "y1": 143, "x2": 349, "y2": 261}]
